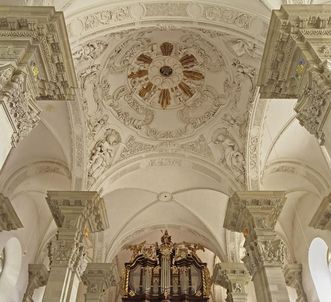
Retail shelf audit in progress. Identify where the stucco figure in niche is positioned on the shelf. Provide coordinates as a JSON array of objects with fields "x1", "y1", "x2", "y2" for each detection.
[
  {"x1": 212, "y1": 127, "x2": 245, "y2": 183},
  {"x1": 88, "y1": 129, "x2": 121, "y2": 185}
]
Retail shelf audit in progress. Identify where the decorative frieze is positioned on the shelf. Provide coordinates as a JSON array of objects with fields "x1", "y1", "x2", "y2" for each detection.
[
  {"x1": 257, "y1": 5, "x2": 331, "y2": 142},
  {"x1": 0, "y1": 193, "x2": 23, "y2": 232},
  {"x1": 283, "y1": 263, "x2": 308, "y2": 302},
  {"x1": 213, "y1": 262, "x2": 250, "y2": 302},
  {"x1": 23, "y1": 264, "x2": 49, "y2": 302},
  {"x1": 0, "y1": 6, "x2": 77, "y2": 145},
  {"x1": 82, "y1": 263, "x2": 116, "y2": 302},
  {"x1": 309, "y1": 193, "x2": 331, "y2": 231}
]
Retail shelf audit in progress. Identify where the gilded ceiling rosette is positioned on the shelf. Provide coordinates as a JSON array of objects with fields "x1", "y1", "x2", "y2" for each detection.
[{"x1": 128, "y1": 42, "x2": 205, "y2": 110}]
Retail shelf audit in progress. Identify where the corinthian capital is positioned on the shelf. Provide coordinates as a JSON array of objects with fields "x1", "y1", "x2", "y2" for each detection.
[
  {"x1": 283, "y1": 263, "x2": 308, "y2": 302},
  {"x1": 213, "y1": 262, "x2": 250, "y2": 302},
  {"x1": 0, "y1": 6, "x2": 77, "y2": 146},
  {"x1": 82, "y1": 263, "x2": 115, "y2": 301},
  {"x1": 257, "y1": 5, "x2": 331, "y2": 142},
  {"x1": 224, "y1": 191, "x2": 286, "y2": 237},
  {"x1": 46, "y1": 191, "x2": 109, "y2": 232}
]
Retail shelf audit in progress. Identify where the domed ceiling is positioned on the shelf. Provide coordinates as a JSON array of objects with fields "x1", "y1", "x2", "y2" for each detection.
[{"x1": 73, "y1": 27, "x2": 261, "y2": 189}]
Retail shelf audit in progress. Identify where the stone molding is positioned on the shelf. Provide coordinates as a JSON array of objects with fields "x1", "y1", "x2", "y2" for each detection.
[
  {"x1": 23, "y1": 264, "x2": 49, "y2": 302},
  {"x1": 257, "y1": 4, "x2": 331, "y2": 142},
  {"x1": 0, "y1": 6, "x2": 77, "y2": 145},
  {"x1": 223, "y1": 191, "x2": 286, "y2": 235},
  {"x1": 309, "y1": 193, "x2": 331, "y2": 231},
  {"x1": 283, "y1": 263, "x2": 308, "y2": 302},
  {"x1": 81, "y1": 263, "x2": 115, "y2": 301},
  {"x1": 213, "y1": 262, "x2": 250, "y2": 302},
  {"x1": 66, "y1": 1, "x2": 268, "y2": 46},
  {"x1": 46, "y1": 191, "x2": 109, "y2": 232},
  {"x1": 0, "y1": 193, "x2": 23, "y2": 231}
]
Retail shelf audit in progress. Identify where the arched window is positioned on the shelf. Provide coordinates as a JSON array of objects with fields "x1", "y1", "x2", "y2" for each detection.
[
  {"x1": 0, "y1": 238, "x2": 22, "y2": 301},
  {"x1": 308, "y1": 237, "x2": 331, "y2": 302}
]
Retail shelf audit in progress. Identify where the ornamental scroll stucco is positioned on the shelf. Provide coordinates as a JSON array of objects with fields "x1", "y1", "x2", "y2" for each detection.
[{"x1": 66, "y1": 1, "x2": 264, "y2": 190}]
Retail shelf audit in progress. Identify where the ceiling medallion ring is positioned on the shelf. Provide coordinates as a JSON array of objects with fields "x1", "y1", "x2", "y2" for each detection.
[{"x1": 128, "y1": 41, "x2": 205, "y2": 110}]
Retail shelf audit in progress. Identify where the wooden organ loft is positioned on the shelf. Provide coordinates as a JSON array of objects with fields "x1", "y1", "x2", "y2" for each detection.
[{"x1": 121, "y1": 231, "x2": 211, "y2": 302}]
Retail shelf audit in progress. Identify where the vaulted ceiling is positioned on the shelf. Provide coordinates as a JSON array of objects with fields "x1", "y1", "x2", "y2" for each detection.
[{"x1": 1, "y1": 2, "x2": 331, "y2": 300}]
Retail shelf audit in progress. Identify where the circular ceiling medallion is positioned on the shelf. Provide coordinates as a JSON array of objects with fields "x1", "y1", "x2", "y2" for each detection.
[
  {"x1": 158, "y1": 192, "x2": 173, "y2": 202},
  {"x1": 128, "y1": 42, "x2": 205, "y2": 110}
]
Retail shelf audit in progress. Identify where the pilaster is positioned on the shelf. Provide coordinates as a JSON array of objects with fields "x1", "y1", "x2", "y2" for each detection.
[
  {"x1": 309, "y1": 193, "x2": 331, "y2": 231},
  {"x1": 0, "y1": 6, "x2": 77, "y2": 150},
  {"x1": 0, "y1": 193, "x2": 23, "y2": 231},
  {"x1": 43, "y1": 191, "x2": 109, "y2": 302},
  {"x1": 81, "y1": 263, "x2": 115, "y2": 302},
  {"x1": 213, "y1": 262, "x2": 250, "y2": 302},
  {"x1": 257, "y1": 5, "x2": 331, "y2": 155},
  {"x1": 283, "y1": 264, "x2": 308, "y2": 302},
  {"x1": 23, "y1": 264, "x2": 49, "y2": 302},
  {"x1": 224, "y1": 191, "x2": 290, "y2": 302}
]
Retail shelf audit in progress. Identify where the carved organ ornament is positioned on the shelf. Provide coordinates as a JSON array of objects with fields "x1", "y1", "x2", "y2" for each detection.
[{"x1": 122, "y1": 231, "x2": 211, "y2": 302}]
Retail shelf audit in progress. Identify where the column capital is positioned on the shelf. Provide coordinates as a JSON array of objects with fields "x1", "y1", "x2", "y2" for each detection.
[
  {"x1": 257, "y1": 4, "x2": 331, "y2": 142},
  {"x1": 23, "y1": 264, "x2": 49, "y2": 302},
  {"x1": 283, "y1": 263, "x2": 308, "y2": 302},
  {"x1": 0, "y1": 6, "x2": 77, "y2": 145},
  {"x1": 82, "y1": 263, "x2": 115, "y2": 301},
  {"x1": 46, "y1": 191, "x2": 109, "y2": 232},
  {"x1": 309, "y1": 193, "x2": 331, "y2": 231},
  {"x1": 224, "y1": 191, "x2": 286, "y2": 235},
  {"x1": 213, "y1": 262, "x2": 250, "y2": 302},
  {"x1": 0, "y1": 193, "x2": 23, "y2": 231}
]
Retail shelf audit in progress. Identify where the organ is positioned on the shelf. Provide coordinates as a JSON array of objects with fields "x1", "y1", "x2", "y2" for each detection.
[{"x1": 121, "y1": 231, "x2": 211, "y2": 302}]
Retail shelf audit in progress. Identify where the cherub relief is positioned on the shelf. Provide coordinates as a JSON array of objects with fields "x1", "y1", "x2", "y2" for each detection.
[
  {"x1": 88, "y1": 129, "x2": 121, "y2": 182},
  {"x1": 212, "y1": 127, "x2": 245, "y2": 183}
]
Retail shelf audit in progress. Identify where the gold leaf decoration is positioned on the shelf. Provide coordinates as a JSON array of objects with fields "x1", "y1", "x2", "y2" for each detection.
[
  {"x1": 137, "y1": 54, "x2": 153, "y2": 64},
  {"x1": 139, "y1": 82, "x2": 153, "y2": 97},
  {"x1": 180, "y1": 54, "x2": 198, "y2": 67},
  {"x1": 128, "y1": 70, "x2": 148, "y2": 79},
  {"x1": 183, "y1": 70, "x2": 204, "y2": 80},
  {"x1": 160, "y1": 42, "x2": 174, "y2": 56},
  {"x1": 178, "y1": 82, "x2": 193, "y2": 97},
  {"x1": 159, "y1": 89, "x2": 171, "y2": 109}
]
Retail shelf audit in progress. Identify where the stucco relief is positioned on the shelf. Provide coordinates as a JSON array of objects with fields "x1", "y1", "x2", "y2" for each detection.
[
  {"x1": 72, "y1": 26, "x2": 259, "y2": 188},
  {"x1": 88, "y1": 129, "x2": 121, "y2": 186},
  {"x1": 66, "y1": 1, "x2": 266, "y2": 45}
]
